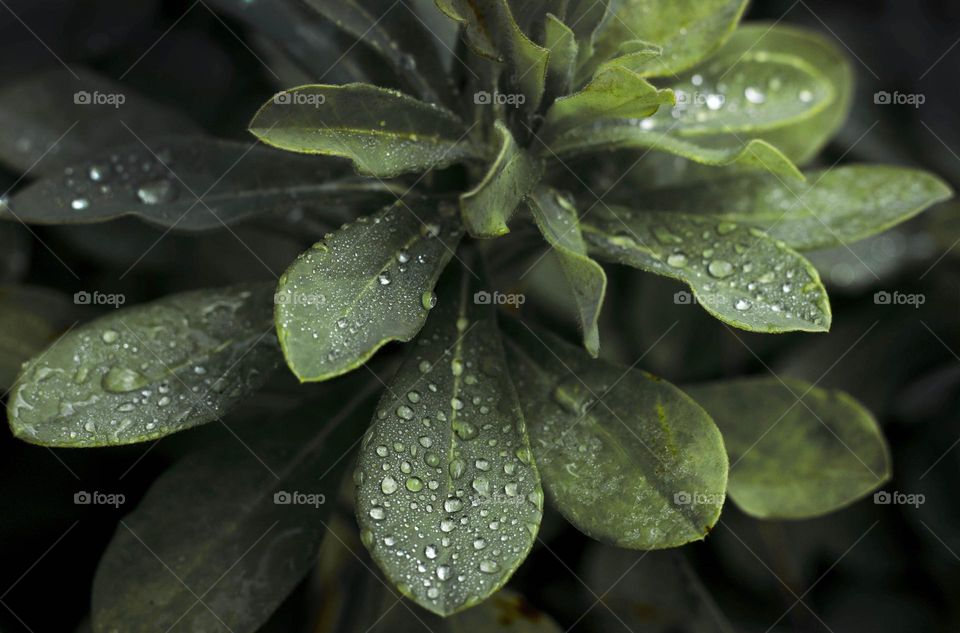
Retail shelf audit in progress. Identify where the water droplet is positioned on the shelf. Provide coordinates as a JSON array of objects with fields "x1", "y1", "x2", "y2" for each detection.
[
  {"x1": 667, "y1": 253, "x2": 687, "y2": 267},
  {"x1": 735, "y1": 299, "x2": 752, "y2": 311},
  {"x1": 744, "y1": 87, "x2": 766, "y2": 104},
  {"x1": 377, "y1": 272, "x2": 391, "y2": 285},
  {"x1": 421, "y1": 291, "x2": 437, "y2": 310},
  {"x1": 71, "y1": 198, "x2": 90, "y2": 210},
  {"x1": 381, "y1": 475, "x2": 398, "y2": 495},
  {"x1": 136, "y1": 180, "x2": 176, "y2": 205},
  {"x1": 479, "y1": 560, "x2": 499, "y2": 574},
  {"x1": 406, "y1": 477, "x2": 423, "y2": 492},
  {"x1": 425, "y1": 544, "x2": 438, "y2": 559},
  {"x1": 101, "y1": 330, "x2": 119, "y2": 343},
  {"x1": 102, "y1": 367, "x2": 149, "y2": 393},
  {"x1": 369, "y1": 507, "x2": 385, "y2": 520},
  {"x1": 708, "y1": 260, "x2": 734, "y2": 278}
]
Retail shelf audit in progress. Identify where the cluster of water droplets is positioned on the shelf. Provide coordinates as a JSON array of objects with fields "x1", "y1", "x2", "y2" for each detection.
[
  {"x1": 590, "y1": 211, "x2": 828, "y2": 329},
  {"x1": 9, "y1": 286, "x2": 278, "y2": 445},
  {"x1": 355, "y1": 315, "x2": 542, "y2": 613}
]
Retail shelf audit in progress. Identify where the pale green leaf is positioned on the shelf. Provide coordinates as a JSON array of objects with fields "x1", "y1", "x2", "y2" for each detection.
[
  {"x1": 7, "y1": 284, "x2": 280, "y2": 447},
  {"x1": 275, "y1": 200, "x2": 463, "y2": 382},
  {"x1": 591, "y1": 39, "x2": 663, "y2": 77},
  {"x1": 590, "y1": 0, "x2": 749, "y2": 78},
  {"x1": 686, "y1": 377, "x2": 891, "y2": 519},
  {"x1": 91, "y1": 384, "x2": 376, "y2": 633},
  {"x1": 580, "y1": 208, "x2": 832, "y2": 332},
  {"x1": 355, "y1": 262, "x2": 543, "y2": 616},
  {"x1": 461, "y1": 121, "x2": 543, "y2": 238},
  {"x1": 503, "y1": 318, "x2": 727, "y2": 549},
  {"x1": 527, "y1": 187, "x2": 606, "y2": 357},
  {"x1": 636, "y1": 165, "x2": 953, "y2": 250},
  {"x1": 543, "y1": 13, "x2": 578, "y2": 101},
  {"x1": 248, "y1": 84, "x2": 478, "y2": 178}
]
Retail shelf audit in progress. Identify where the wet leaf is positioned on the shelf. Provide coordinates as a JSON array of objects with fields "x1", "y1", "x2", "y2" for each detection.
[
  {"x1": 527, "y1": 187, "x2": 606, "y2": 357},
  {"x1": 636, "y1": 165, "x2": 953, "y2": 250},
  {"x1": 461, "y1": 121, "x2": 543, "y2": 238},
  {"x1": 590, "y1": 0, "x2": 749, "y2": 78},
  {"x1": 355, "y1": 262, "x2": 543, "y2": 616},
  {"x1": 503, "y1": 319, "x2": 727, "y2": 549},
  {"x1": 91, "y1": 382, "x2": 377, "y2": 633},
  {"x1": 275, "y1": 200, "x2": 463, "y2": 382},
  {"x1": 248, "y1": 84, "x2": 478, "y2": 178},
  {"x1": 4, "y1": 137, "x2": 396, "y2": 231},
  {"x1": 7, "y1": 284, "x2": 280, "y2": 447},
  {"x1": 686, "y1": 377, "x2": 891, "y2": 518},
  {"x1": 580, "y1": 208, "x2": 832, "y2": 333},
  {"x1": 0, "y1": 67, "x2": 201, "y2": 175}
]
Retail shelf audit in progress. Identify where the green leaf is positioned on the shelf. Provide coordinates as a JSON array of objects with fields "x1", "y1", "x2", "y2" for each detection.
[
  {"x1": 91, "y1": 382, "x2": 376, "y2": 633},
  {"x1": 563, "y1": 0, "x2": 615, "y2": 62},
  {"x1": 301, "y1": 0, "x2": 452, "y2": 106},
  {"x1": 527, "y1": 187, "x2": 606, "y2": 357},
  {"x1": 248, "y1": 84, "x2": 478, "y2": 179},
  {"x1": 4, "y1": 137, "x2": 397, "y2": 231},
  {"x1": 7, "y1": 284, "x2": 280, "y2": 447},
  {"x1": 590, "y1": 0, "x2": 748, "y2": 78},
  {"x1": 543, "y1": 14, "x2": 578, "y2": 101},
  {"x1": 686, "y1": 377, "x2": 891, "y2": 518},
  {"x1": 712, "y1": 23, "x2": 854, "y2": 164},
  {"x1": 275, "y1": 200, "x2": 463, "y2": 382},
  {"x1": 461, "y1": 121, "x2": 543, "y2": 238},
  {"x1": 503, "y1": 318, "x2": 727, "y2": 550},
  {"x1": 355, "y1": 261, "x2": 543, "y2": 616},
  {"x1": 435, "y1": 0, "x2": 500, "y2": 59},
  {"x1": 0, "y1": 285, "x2": 79, "y2": 391},
  {"x1": 591, "y1": 39, "x2": 663, "y2": 77},
  {"x1": 580, "y1": 208, "x2": 832, "y2": 333},
  {"x1": 544, "y1": 127, "x2": 805, "y2": 182},
  {"x1": 542, "y1": 65, "x2": 673, "y2": 137},
  {"x1": 0, "y1": 67, "x2": 201, "y2": 175},
  {"x1": 635, "y1": 165, "x2": 954, "y2": 250},
  {"x1": 489, "y1": 0, "x2": 550, "y2": 111}
]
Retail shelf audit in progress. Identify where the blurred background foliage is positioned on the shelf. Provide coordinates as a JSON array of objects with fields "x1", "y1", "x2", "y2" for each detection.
[{"x1": 0, "y1": 0, "x2": 958, "y2": 631}]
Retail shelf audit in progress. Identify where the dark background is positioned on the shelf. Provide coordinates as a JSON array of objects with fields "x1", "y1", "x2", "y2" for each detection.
[{"x1": 1, "y1": 1, "x2": 958, "y2": 631}]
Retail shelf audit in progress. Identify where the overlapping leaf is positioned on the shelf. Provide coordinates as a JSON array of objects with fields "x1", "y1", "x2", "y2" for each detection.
[
  {"x1": 355, "y1": 262, "x2": 542, "y2": 616},
  {"x1": 275, "y1": 200, "x2": 462, "y2": 382},
  {"x1": 503, "y1": 318, "x2": 727, "y2": 549},
  {"x1": 249, "y1": 84, "x2": 479, "y2": 178},
  {"x1": 0, "y1": 286, "x2": 79, "y2": 391},
  {"x1": 7, "y1": 284, "x2": 280, "y2": 446},
  {"x1": 91, "y1": 382, "x2": 377, "y2": 633},
  {"x1": 527, "y1": 187, "x2": 606, "y2": 357},
  {"x1": 581, "y1": 207, "x2": 832, "y2": 332},
  {"x1": 635, "y1": 165, "x2": 953, "y2": 250},
  {"x1": 687, "y1": 377, "x2": 891, "y2": 518}
]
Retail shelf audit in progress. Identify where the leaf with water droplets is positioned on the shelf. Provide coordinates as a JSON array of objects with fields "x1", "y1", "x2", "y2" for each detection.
[
  {"x1": 7, "y1": 284, "x2": 280, "y2": 447},
  {"x1": 248, "y1": 84, "x2": 479, "y2": 179},
  {"x1": 461, "y1": 121, "x2": 543, "y2": 238},
  {"x1": 92, "y1": 383, "x2": 377, "y2": 633},
  {"x1": 527, "y1": 187, "x2": 606, "y2": 357},
  {"x1": 275, "y1": 200, "x2": 463, "y2": 382},
  {"x1": 301, "y1": 0, "x2": 453, "y2": 107},
  {"x1": 0, "y1": 67, "x2": 201, "y2": 175},
  {"x1": 502, "y1": 318, "x2": 727, "y2": 550},
  {"x1": 355, "y1": 262, "x2": 543, "y2": 616},
  {"x1": 589, "y1": 0, "x2": 748, "y2": 78},
  {"x1": 580, "y1": 207, "x2": 832, "y2": 333},
  {"x1": 686, "y1": 377, "x2": 891, "y2": 519},
  {"x1": 4, "y1": 137, "x2": 396, "y2": 231},
  {"x1": 635, "y1": 165, "x2": 953, "y2": 250}
]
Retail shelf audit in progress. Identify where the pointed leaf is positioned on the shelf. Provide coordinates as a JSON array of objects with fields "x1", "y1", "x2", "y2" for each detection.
[
  {"x1": 636, "y1": 165, "x2": 953, "y2": 250},
  {"x1": 591, "y1": 39, "x2": 663, "y2": 77},
  {"x1": 461, "y1": 121, "x2": 543, "y2": 238},
  {"x1": 275, "y1": 200, "x2": 463, "y2": 382},
  {"x1": 591, "y1": 0, "x2": 749, "y2": 78},
  {"x1": 542, "y1": 65, "x2": 673, "y2": 137},
  {"x1": 249, "y1": 84, "x2": 478, "y2": 178},
  {"x1": 489, "y1": 0, "x2": 550, "y2": 111},
  {"x1": 435, "y1": 0, "x2": 500, "y2": 59},
  {"x1": 4, "y1": 137, "x2": 396, "y2": 231},
  {"x1": 580, "y1": 208, "x2": 832, "y2": 332},
  {"x1": 543, "y1": 14, "x2": 578, "y2": 101},
  {"x1": 355, "y1": 262, "x2": 543, "y2": 616},
  {"x1": 527, "y1": 187, "x2": 606, "y2": 357},
  {"x1": 91, "y1": 383, "x2": 376, "y2": 633},
  {"x1": 686, "y1": 377, "x2": 891, "y2": 518},
  {"x1": 7, "y1": 284, "x2": 280, "y2": 447},
  {"x1": 503, "y1": 318, "x2": 727, "y2": 549},
  {"x1": 0, "y1": 67, "x2": 201, "y2": 175}
]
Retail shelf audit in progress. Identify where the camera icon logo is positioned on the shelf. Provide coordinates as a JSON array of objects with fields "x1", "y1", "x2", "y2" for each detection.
[
  {"x1": 874, "y1": 490, "x2": 892, "y2": 504},
  {"x1": 74, "y1": 491, "x2": 92, "y2": 504},
  {"x1": 274, "y1": 490, "x2": 292, "y2": 504},
  {"x1": 873, "y1": 291, "x2": 891, "y2": 305},
  {"x1": 474, "y1": 91, "x2": 492, "y2": 105},
  {"x1": 673, "y1": 491, "x2": 692, "y2": 505},
  {"x1": 74, "y1": 90, "x2": 91, "y2": 105},
  {"x1": 474, "y1": 290, "x2": 491, "y2": 304},
  {"x1": 74, "y1": 290, "x2": 91, "y2": 305},
  {"x1": 673, "y1": 291, "x2": 693, "y2": 305},
  {"x1": 274, "y1": 91, "x2": 292, "y2": 105},
  {"x1": 874, "y1": 91, "x2": 892, "y2": 105}
]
